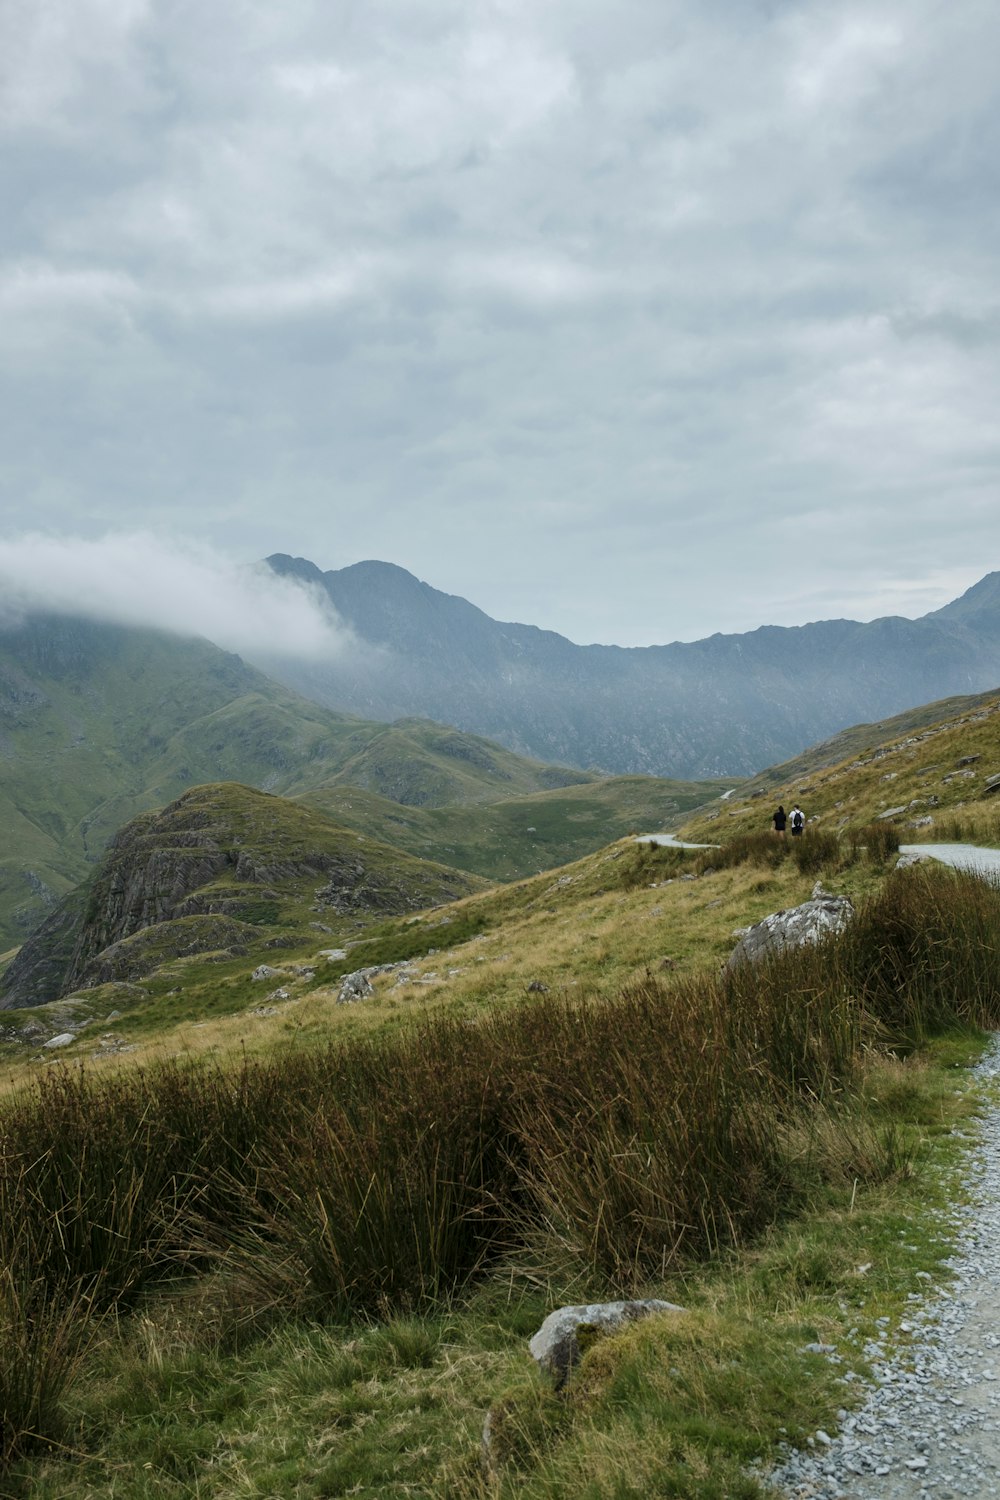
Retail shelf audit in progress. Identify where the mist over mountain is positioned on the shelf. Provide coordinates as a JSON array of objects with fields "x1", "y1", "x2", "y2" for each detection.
[
  {"x1": 0, "y1": 611, "x2": 692, "y2": 949},
  {"x1": 259, "y1": 559, "x2": 1000, "y2": 779}
]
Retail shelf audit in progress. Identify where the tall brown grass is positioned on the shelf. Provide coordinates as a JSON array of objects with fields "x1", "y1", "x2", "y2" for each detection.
[{"x1": 1, "y1": 861, "x2": 998, "y2": 1459}]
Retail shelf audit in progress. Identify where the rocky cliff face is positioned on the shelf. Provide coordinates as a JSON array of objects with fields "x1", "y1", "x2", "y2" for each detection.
[
  {"x1": 0, "y1": 783, "x2": 480, "y2": 1009},
  {"x1": 260, "y1": 558, "x2": 1000, "y2": 779}
]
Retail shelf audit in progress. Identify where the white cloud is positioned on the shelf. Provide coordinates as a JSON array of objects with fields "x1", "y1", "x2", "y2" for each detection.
[
  {"x1": 0, "y1": 534, "x2": 349, "y2": 659},
  {"x1": 786, "y1": 14, "x2": 903, "y2": 112},
  {"x1": 0, "y1": 0, "x2": 154, "y2": 135},
  {"x1": 0, "y1": 262, "x2": 139, "y2": 314}
]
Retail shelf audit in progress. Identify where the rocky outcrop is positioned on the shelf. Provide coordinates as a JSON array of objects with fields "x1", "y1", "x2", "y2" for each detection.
[
  {"x1": 0, "y1": 783, "x2": 477, "y2": 1009},
  {"x1": 81, "y1": 916, "x2": 258, "y2": 987},
  {"x1": 313, "y1": 853, "x2": 468, "y2": 916},
  {"x1": 727, "y1": 884, "x2": 855, "y2": 970},
  {"x1": 528, "y1": 1300, "x2": 686, "y2": 1389},
  {"x1": 336, "y1": 963, "x2": 410, "y2": 1003}
]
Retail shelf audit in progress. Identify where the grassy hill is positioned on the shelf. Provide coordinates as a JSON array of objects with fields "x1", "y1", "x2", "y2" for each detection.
[
  {"x1": 678, "y1": 687, "x2": 1000, "y2": 845},
  {"x1": 0, "y1": 782, "x2": 486, "y2": 1013},
  {"x1": 3, "y1": 616, "x2": 717, "y2": 949},
  {"x1": 0, "y1": 773, "x2": 996, "y2": 1495},
  {"x1": 297, "y1": 773, "x2": 735, "y2": 882}
]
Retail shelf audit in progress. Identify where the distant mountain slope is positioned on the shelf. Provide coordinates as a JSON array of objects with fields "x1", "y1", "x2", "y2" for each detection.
[
  {"x1": 734, "y1": 688, "x2": 1000, "y2": 796},
  {"x1": 261, "y1": 557, "x2": 1000, "y2": 781},
  {"x1": 0, "y1": 615, "x2": 591, "y2": 947},
  {"x1": 679, "y1": 688, "x2": 1000, "y2": 844},
  {"x1": 1, "y1": 783, "x2": 485, "y2": 1010},
  {"x1": 298, "y1": 773, "x2": 736, "y2": 883}
]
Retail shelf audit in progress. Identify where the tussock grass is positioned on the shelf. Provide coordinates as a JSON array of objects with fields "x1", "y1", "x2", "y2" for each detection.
[
  {"x1": 1, "y1": 860, "x2": 999, "y2": 1471},
  {"x1": 0, "y1": 1256, "x2": 96, "y2": 1466},
  {"x1": 852, "y1": 821, "x2": 901, "y2": 864},
  {"x1": 927, "y1": 807, "x2": 1000, "y2": 845}
]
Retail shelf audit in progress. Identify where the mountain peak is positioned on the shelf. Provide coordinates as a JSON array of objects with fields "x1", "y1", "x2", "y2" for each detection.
[
  {"x1": 929, "y1": 572, "x2": 1000, "y2": 621},
  {"x1": 265, "y1": 553, "x2": 328, "y2": 587}
]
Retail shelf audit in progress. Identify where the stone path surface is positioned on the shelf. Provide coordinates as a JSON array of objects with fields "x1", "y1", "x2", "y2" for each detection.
[
  {"x1": 899, "y1": 843, "x2": 1000, "y2": 878},
  {"x1": 633, "y1": 832, "x2": 718, "y2": 848},
  {"x1": 769, "y1": 1026, "x2": 1000, "y2": 1499}
]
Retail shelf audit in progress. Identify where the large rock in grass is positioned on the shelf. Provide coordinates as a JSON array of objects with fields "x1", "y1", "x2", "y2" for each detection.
[
  {"x1": 529, "y1": 1300, "x2": 686, "y2": 1389},
  {"x1": 726, "y1": 883, "x2": 854, "y2": 971}
]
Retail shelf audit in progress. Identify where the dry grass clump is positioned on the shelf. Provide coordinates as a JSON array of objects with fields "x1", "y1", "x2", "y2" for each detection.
[
  {"x1": 0, "y1": 861, "x2": 998, "y2": 1463},
  {"x1": 850, "y1": 821, "x2": 902, "y2": 864}
]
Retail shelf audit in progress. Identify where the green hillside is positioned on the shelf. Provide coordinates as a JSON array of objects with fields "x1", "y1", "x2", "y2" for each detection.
[
  {"x1": 0, "y1": 617, "x2": 608, "y2": 948},
  {"x1": 0, "y1": 781, "x2": 486, "y2": 1014},
  {"x1": 282, "y1": 717, "x2": 596, "y2": 807},
  {"x1": 0, "y1": 731, "x2": 997, "y2": 1496},
  {"x1": 300, "y1": 773, "x2": 736, "y2": 881},
  {"x1": 680, "y1": 688, "x2": 1000, "y2": 844},
  {"x1": 733, "y1": 687, "x2": 1000, "y2": 796}
]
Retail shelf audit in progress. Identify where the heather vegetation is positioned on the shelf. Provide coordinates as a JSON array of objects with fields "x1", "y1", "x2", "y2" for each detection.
[{"x1": 2, "y1": 850, "x2": 1000, "y2": 1494}]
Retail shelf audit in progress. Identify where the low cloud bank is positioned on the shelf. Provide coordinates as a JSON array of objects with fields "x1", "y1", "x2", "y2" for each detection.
[{"x1": 0, "y1": 533, "x2": 346, "y2": 659}]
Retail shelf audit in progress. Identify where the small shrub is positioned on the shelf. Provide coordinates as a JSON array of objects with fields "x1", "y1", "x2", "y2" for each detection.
[
  {"x1": 699, "y1": 832, "x2": 787, "y2": 873},
  {"x1": 855, "y1": 822, "x2": 901, "y2": 865},
  {"x1": 789, "y1": 830, "x2": 840, "y2": 874}
]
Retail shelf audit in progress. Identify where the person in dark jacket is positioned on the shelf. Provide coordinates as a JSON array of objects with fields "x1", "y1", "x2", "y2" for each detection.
[{"x1": 773, "y1": 805, "x2": 787, "y2": 836}]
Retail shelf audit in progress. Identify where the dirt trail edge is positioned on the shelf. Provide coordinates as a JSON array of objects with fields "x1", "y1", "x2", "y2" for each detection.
[{"x1": 769, "y1": 1035, "x2": 1000, "y2": 1499}]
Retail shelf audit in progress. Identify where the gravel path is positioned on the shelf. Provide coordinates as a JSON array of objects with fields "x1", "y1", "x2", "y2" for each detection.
[
  {"x1": 899, "y1": 844, "x2": 1000, "y2": 878},
  {"x1": 769, "y1": 1035, "x2": 1000, "y2": 1500},
  {"x1": 639, "y1": 833, "x2": 1000, "y2": 1497},
  {"x1": 633, "y1": 833, "x2": 718, "y2": 849}
]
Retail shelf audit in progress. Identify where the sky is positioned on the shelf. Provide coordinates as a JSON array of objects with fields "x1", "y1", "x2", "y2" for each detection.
[{"x1": 2, "y1": 0, "x2": 999, "y2": 650}]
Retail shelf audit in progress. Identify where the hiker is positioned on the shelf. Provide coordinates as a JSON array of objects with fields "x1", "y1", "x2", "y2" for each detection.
[
  {"x1": 772, "y1": 805, "x2": 787, "y2": 836},
  {"x1": 790, "y1": 805, "x2": 805, "y2": 836}
]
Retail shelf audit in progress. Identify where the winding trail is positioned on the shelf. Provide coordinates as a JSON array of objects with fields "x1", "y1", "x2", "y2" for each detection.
[
  {"x1": 633, "y1": 832, "x2": 719, "y2": 849},
  {"x1": 771, "y1": 1039, "x2": 1000, "y2": 1500}
]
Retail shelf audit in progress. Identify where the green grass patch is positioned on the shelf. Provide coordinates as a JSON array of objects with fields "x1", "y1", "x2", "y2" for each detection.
[{"x1": 319, "y1": 909, "x2": 491, "y2": 981}]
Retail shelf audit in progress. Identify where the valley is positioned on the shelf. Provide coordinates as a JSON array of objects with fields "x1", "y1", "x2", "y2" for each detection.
[
  {"x1": 0, "y1": 613, "x2": 725, "y2": 950},
  {"x1": 259, "y1": 555, "x2": 1000, "y2": 779},
  {"x1": 3, "y1": 616, "x2": 1000, "y2": 1498}
]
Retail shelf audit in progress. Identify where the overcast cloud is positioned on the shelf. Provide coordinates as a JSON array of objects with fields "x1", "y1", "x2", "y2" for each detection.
[
  {"x1": 0, "y1": 533, "x2": 347, "y2": 657},
  {"x1": 1, "y1": 0, "x2": 999, "y2": 646}
]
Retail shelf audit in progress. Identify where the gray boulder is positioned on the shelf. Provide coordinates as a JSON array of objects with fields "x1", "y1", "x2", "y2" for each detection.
[
  {"x1": 726, "y1": 884, "x2": 854, "y2": 971},
  {"x1": 337, "y1": 962, "x2": 407, "y2": 1004},
  {"x1": 529, "y1": 1299, "x2": 686, "y2": 1388}
]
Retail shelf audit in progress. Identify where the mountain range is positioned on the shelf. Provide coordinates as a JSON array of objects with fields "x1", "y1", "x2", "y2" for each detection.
[{"x1": 260, "y1": 557, "x2": 1000, "y2": 780}]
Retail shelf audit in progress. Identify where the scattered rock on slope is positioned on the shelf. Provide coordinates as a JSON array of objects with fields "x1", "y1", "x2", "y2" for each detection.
[
  {"x1": 727, "y1": 883, "x2": 855, "y2": 970},
  {"x1": 528, "y1": 1300, "x2": 687, "y2": 1389}
]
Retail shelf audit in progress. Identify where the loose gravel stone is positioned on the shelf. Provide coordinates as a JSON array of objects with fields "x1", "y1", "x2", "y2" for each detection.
[{"x1": 768, "y1": 1033, "x2": 1000, "y2": 1500}]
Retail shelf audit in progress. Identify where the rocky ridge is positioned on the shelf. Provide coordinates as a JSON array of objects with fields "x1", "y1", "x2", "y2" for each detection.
[
  {"x1": 0, "y1": 783, "x2": 481, "y2": 1009},
  {"x1": 261, "y1": 557, "x2": 1000, "y2": 780}
]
